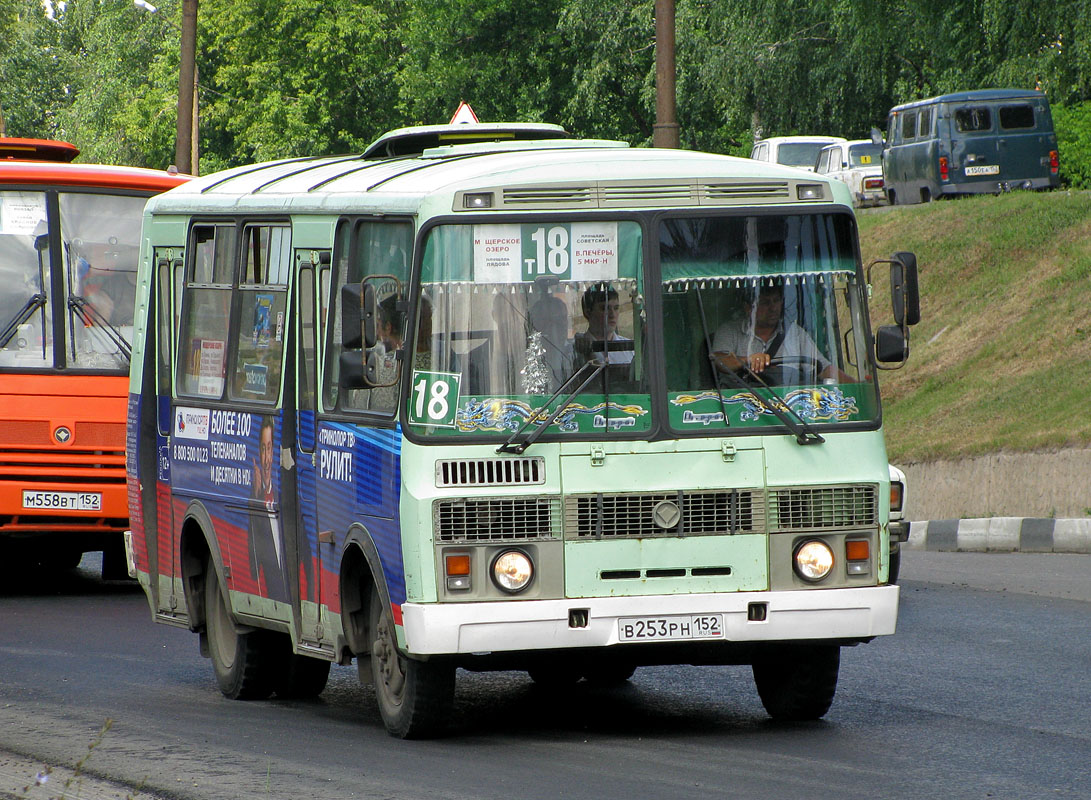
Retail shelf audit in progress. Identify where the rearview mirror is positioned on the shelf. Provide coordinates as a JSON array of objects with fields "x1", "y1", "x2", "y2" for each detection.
[{"x1": 340, "y1": 282, "x2": 377, "y2": 350}]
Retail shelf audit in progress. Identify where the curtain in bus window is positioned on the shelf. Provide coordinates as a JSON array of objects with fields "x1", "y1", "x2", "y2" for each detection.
[
  {"x1": 230, "y1": 225, "x2": 290, "y2": 403},
  {"x1": 0, "y1": 191, "x2": 53, "y2": 367},
  {"x1": 178, "y1": 226, "x2": 235, "y2": 398},
  {"x1": 59, "y1": 192, "x2": 148, "y2": 369}
]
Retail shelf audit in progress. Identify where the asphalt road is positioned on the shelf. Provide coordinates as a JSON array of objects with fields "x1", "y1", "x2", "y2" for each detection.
[{"x1": 0, "y1": 551, "x2": 1088, "y2": 800}]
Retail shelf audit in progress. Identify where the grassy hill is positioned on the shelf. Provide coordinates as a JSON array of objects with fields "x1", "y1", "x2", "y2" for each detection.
[{"x1": 857, "y1": 190, "x2": 1091, "y2": 464}]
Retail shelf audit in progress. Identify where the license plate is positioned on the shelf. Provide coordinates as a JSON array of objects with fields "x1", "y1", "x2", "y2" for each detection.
[
  {"x1": 964, "y1": 164, "x2": 1000, "y2": 176},
  {"x1": 22, "y1": 490, "x2": 102, "y2": 511},
  {"x1": 618, "y1": 614, "x2": 724, "y2": 642}
]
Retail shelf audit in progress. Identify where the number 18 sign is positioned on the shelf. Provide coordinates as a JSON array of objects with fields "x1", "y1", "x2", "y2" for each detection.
[{"x1": 408, "y1": 371, "x2": 462, "y2": 428}]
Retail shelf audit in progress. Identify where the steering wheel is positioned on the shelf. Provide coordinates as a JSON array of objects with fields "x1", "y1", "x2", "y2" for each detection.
[{"x1": 753, "y1": 355, "x2": 822, "y2": 386}]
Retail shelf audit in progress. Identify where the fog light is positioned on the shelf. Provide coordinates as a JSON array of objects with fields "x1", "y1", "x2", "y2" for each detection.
[
  {"x1": 445, "y1": 553, "x2": 471, "y2": 592},
  {"x1": 492, "y1": 550, "x2": 533, "y2": 593},
  {"x1": 845, "y1": 539, "x2": 870, "y2": 575},
  {"x1": 794, "y1": 540, "x2": 834, "y2": 582}
]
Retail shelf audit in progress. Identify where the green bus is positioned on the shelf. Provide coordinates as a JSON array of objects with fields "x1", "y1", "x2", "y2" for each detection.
[{"x1": 125, "y1": 120, "x2": 919, "y2": 738}]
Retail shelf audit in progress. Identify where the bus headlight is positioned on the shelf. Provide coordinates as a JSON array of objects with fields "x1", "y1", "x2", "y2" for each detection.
[
  {"x1": 491, "y1": 550, "x2": 533, "y2": 593},
  {"x1": 794, "y1": 540, "x2": 834, "y2": 582}
]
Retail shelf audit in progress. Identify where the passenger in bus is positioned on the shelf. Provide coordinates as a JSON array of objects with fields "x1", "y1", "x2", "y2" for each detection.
[
  {"x1": 574, "y1": 284, "x2": 634, "y2": 366},
  {"x1": 711, "y1": 285, "x2": 851, "y2": 384},
  {"x1": 249, "y1": 415, "x2": 289, "y2": 603}
]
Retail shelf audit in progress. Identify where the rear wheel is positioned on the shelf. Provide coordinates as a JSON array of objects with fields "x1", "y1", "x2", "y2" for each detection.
[
  {"x1": 583, "y1": 662, "x2": 637, "y2": 686},
  {"x1": 205, "y1": 560, "x2": 277, "y2": 700},
  {"x1": 752, "y1": 644, "x2": 840, "y2": 721},
  {"x1": 369, "y1": 586, "x2": 454, "y2": 738}
]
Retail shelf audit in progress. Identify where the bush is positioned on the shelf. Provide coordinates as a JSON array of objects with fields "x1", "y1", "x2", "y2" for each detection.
[{"x1": 1052, "y1": 101, "x2": 1091, "y2": 190}]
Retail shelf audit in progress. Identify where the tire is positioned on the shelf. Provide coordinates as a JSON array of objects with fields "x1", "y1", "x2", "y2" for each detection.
[
  {"x1": 527, "y1": 664, "x2": 583, "y2": 688},
  {"x1": 752, "y1": 644, "x2": 840, "y2": 721},
  {"x1": 369, "y1": 586, "x2": 454, "y2": 738},
  {"x1": 888, "y1": 544, "x2": 902, "y2": 585},
  {"x1": 275, "y1": 653, "x2": 331, "y2": 699},
  {"x1": 204, "y1": 561, "x2": 277, "y2": 700}
]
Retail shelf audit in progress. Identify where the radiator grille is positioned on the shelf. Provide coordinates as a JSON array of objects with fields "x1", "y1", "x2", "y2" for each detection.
[
  {"x1": 434, "y1": 496, "x2": 559, "y2": 542},
  {"x1": 435, "y1": 457, "x2": 544, "y2": 487},
  {"x1": 768, "y1": 485, "x2": 878, "y2": 531},
  {"x1": 564, "y1": 490, "x2": 763, "y2": 539},
  {"x1": 0, "y1": 420, "x2": 52, "y2": 446}
]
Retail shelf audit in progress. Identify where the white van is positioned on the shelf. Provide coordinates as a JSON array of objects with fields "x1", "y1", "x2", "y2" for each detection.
[
  {"x1": 815, "y1": 139, "x2": 886, "y2": 207},
  {"x1": 750, "y1": 135, "x2": 847, "y2": 171}
]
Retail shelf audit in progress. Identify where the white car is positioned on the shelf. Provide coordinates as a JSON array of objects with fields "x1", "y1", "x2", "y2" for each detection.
[
  {"x1": 815, "y1": 139, "x2": 886, "y2": 206},
  {"x1": 888, "y1": 465, "x2": 908, "y2": 583},
  {"x1": 749, "y1": 135, "x2": 847, "y2": 171}
]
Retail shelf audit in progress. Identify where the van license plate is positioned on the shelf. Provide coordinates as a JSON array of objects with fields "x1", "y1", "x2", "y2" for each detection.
[
  {"x1": 964, "y1": 165, "x2": 1000, "y2": 176},
  {"x1": 618, "y1": 614, "x2": 724, "y2": 642},
  {"x1": 22, "y1": 491, "x2": 102, "y2": 511}
]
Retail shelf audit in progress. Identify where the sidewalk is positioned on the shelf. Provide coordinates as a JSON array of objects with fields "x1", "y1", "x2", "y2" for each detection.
[{"x1": 905, "y1": 517, "x2": 1091, "y2": 554}]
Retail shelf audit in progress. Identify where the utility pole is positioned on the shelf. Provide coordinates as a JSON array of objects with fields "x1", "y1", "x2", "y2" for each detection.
[
  {"x1": 653, "y1": 0, "x2": 680, "y2": 149},
  {"x1": 176, "y1": 0, "x2": 198, "y2": 174}
]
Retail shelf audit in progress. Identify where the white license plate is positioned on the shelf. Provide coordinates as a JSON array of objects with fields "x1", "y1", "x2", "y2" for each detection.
[
  {"x1": 618, "y1": 614, "x2": 724, "y2": 642},
  {"x1": 22, "y1": 490, "x2": 102, "y2": 511},
  {"x1": 964, "y1": 164, "x2": 1000, "y2": 176}
]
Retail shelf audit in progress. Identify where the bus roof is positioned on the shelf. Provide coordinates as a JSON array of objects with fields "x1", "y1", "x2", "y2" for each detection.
[
  {"x1": 148, "y1": 130, "x2": 851, "y2": 216},
  {"x1": 0, "y1": 137, "x2": 80, "y2": 162},
  {"x1": 361, "y1": 122, "x2": 572, "y2": 159},
  {"x1": 0, "y1": 160, "x2": 191, "y2": 192},
  {"x1": 889, "y1": 88, "x2": 1047, "y2": 113}
]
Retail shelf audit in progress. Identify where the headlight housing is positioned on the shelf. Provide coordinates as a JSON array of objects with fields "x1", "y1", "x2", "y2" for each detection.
[
  {"x1": 794, "y1": 539, "x2": 835, "y2": 582},
  {"x1": 491, "y1": 550, "x2": 534, "y2": 593}
]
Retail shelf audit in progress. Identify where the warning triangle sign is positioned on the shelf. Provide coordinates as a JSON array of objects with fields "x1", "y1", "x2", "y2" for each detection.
[{"x1": 449, "y1": 102, "x2": 480, "y2": 125}]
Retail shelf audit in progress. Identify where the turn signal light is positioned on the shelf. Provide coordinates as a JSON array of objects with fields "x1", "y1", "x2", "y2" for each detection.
[
  {"x1": 445, "y1": 553, "x2": 471, "y2": 591},
  {"x1": 845, "y1": 539, "x2": 870, "y2": 576}
]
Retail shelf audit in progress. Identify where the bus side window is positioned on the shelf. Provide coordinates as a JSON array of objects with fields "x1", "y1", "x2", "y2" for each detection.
[
  {"x1": 177, "y1": 225, "x2": 235, "y2": 398},
  {"x1": 229, "y1": 224, "x2": 290, "y2": 404},
  {"x1": 323, "y1": 219, "x2": 412, "y2": 415}
]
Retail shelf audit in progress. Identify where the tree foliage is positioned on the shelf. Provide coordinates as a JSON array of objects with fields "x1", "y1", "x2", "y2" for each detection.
[{"x1": 2, "y1": 0, "x2": 1091, "y2": 184}]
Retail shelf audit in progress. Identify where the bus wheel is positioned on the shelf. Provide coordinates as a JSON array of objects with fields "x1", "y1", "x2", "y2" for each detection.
[
  {"x1": 204, "y1": 562, "x2": 276, "y2": 700},
  {"x1": 369, "y1": 587, "x2": 454, "y2": 738},
  {"x1": 274, "y1": 652, "x2": 331, "y2": 699},
  {"x1": 752, "y1": 644, "x2": 839, "y2": 721}
]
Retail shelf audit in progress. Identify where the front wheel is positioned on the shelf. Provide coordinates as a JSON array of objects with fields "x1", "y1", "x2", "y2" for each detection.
[
  {"x1": 752, "y1": 644, "x2": 840, "y2": 721},
  {"x1": 369, "y1": 587, "x2": 454, "y2": 738},
  {"x1": 204, "y1": 560, "x2": 277, "y2": 700},
  {"x1": 888, "y1": 544, "x2": 902, "y2": 584}
]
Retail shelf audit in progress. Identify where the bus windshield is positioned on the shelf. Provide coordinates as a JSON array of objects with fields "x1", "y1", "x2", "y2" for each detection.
[
  {"x1": 408, "y1": 219, "x2": 649, "y2": 436},
  {"x1": 0, "y1": 190, "x2": 147, "y2": 370},
  {"x1": 659, "y1": 212, "x2": 878, "y2": 431}
]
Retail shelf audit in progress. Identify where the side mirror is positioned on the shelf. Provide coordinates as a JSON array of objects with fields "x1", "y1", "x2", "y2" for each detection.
[
  {"x1": 875, "y1": 325, "x2": 909, "y2": 363},
  {"x1": 340, "y1": 282, "x2": 377, "y2": 350},
  {"x1": 890, "y1": 251, "x2": 920, "y2": 326},
  {"x1": 870, "y1": 127, "x2": 884, "y2": 148},
  {"x1": 338, "y1": 350, "x2": 368, "y2": 388}
]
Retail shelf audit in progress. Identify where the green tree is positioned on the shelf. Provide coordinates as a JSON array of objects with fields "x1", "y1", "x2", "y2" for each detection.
[{"x1": 0, "y1": 0, "x2": 65, "y2": 138}]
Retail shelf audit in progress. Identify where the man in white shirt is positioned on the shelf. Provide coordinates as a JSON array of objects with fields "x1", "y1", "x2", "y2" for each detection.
[{"x1": 712, "y1": 285, "x2": 848, "y2": 384}]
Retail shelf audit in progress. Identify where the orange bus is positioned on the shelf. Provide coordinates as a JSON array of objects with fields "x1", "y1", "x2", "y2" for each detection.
[{"x1": 0, "y1": 138, "x2": 188, "y2": 576}]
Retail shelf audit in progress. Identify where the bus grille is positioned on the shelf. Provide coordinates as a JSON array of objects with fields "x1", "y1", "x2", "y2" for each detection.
[
  {"x1": 564, "y1": 490, "x2": 764, "y2": 539},
  {"x1": 435, "y1": 457, "x2": 544, "y2": 487},
  {"x1": 0, "y1": 448, "x2": 127, "y2": 485},
  {"x1": 768, "y1": 485, "x2": 878, "y2": 531},
  {"x1": 434, "y1": 496, "x2": 560, "y2": 542},
  {"x1": 493, "y1": 180, "x2": 798, "y2": 209}
]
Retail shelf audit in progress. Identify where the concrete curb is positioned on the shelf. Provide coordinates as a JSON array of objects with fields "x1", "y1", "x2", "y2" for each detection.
[{"x1": 905, "y1": 518, "x2": 1091, "y2": 554}]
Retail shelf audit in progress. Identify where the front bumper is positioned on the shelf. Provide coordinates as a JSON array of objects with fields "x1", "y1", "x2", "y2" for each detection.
[{"x1": 401, "y1": 585, "x2": 899, "y2": 655}]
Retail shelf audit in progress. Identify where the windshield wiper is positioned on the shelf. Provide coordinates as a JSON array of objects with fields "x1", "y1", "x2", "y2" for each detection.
[
  {"x1": 693, "y1": 286, "x2": 823, "y2": 446},
  {"x1": 0, "y1": 294, "x2": 47, "y2": 350},
  {"x1": 497, "y1": 359, "x2": 606, "y2": 455},
  {"x1": 68, "y1": 296, "x2": 132, "y2": 362}
]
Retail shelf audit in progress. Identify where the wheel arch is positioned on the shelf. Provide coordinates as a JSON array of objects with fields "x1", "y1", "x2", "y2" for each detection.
[
  {"x1": 339, "y1": 524, "x2": 392, "y2": 661},
  {"x1": 178, "y1": 500, "x2": 224, "y2": 637}
]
